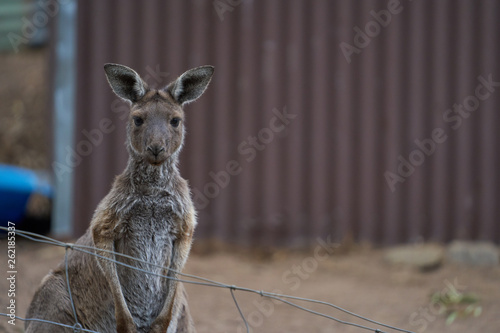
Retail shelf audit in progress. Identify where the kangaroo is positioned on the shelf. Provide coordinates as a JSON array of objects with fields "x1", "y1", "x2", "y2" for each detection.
[{"x1": 25, "y1": 63, "x2": 214, "y2": 333}]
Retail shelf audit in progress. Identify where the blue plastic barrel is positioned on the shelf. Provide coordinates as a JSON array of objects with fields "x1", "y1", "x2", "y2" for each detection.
[{"x1": 0, "y1": 164, "x2": 52, "y2": 226}]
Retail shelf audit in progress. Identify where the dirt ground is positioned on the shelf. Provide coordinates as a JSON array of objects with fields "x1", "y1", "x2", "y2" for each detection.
[{"x1": 0, "y1": 238, "x2": 499, "y2": 333}]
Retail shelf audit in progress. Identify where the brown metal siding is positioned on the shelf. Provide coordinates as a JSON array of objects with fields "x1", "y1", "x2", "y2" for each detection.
[{"x1": 71, "y1": 0, "x2": 500, "y2": 245}]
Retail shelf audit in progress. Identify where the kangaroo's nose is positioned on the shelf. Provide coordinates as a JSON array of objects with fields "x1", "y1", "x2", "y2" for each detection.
[{"x1": 147, "y1": 145, "x2": 165, "y2": 157}]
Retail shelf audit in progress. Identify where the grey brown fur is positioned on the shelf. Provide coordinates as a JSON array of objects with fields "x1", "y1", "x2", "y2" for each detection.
[{"x1": 25, "y1": 63, "x2": 214, "y2": 333}]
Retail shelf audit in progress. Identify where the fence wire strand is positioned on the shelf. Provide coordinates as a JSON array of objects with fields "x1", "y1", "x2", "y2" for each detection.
[
  {"x1": 0, "y1": 313, "x2": 98, "y2": 333},
  {"x1": 0, "y1": 228, "x2": 415, "y2": 333},
  {"x1": 230, "y1": 287, "x2": 250, "y2": 333},
  {"x1": 64, "y1": 247, "x2": 80, "y2": 329}
]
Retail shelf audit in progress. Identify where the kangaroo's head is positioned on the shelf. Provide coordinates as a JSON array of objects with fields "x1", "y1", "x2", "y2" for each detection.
[{"x1": 104, "y1": 63, "x2": 214, "y2": 166}]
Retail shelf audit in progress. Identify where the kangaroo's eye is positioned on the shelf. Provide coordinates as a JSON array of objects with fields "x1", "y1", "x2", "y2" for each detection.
[
  {"x1": 133, "y1": 116, "x2": 144, "y2": 126},
  {"x1": 170, "y1": 117, "x2": 181, "y2": 128}
]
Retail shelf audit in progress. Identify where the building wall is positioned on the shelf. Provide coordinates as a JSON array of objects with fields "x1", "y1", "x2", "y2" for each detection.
[{"x1": 72, "y1": 0, "x2": 500, "y2": 246}]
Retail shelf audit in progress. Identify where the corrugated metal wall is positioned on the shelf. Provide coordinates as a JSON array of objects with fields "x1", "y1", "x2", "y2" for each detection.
[{"x1": 71, "y1": 0, "x2": 500, "y2": 246}]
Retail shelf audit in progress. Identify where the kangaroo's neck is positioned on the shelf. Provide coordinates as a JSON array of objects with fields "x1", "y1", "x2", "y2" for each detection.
[{"x1": 123, "y1": 153, "x2": 181, "y2": 191}]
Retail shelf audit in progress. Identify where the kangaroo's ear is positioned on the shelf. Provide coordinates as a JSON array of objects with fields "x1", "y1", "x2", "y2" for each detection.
[
  {"x1": 104, "y1": 63, "x2": 147, "y2": 104},
  {"x1": 166, "y1": 66, "x2": 214, "y2": 106}
]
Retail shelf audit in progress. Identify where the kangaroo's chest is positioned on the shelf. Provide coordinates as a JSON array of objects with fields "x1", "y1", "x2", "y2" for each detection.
[{"x1": 114, "y1": 192, "x2": 182, "y2": 329}]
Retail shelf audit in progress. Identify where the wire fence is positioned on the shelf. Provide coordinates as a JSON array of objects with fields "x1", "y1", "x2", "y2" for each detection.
[{"x1": 0, "y1": 227, "x2": 416, "y2": 333}]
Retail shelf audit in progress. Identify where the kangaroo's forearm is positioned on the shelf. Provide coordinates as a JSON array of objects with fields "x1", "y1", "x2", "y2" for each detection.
[{"x1": 92, "y1": 215, "x2": 137, "y2": 333}]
